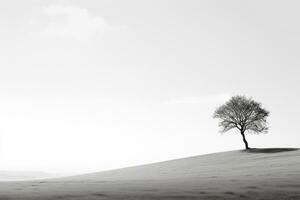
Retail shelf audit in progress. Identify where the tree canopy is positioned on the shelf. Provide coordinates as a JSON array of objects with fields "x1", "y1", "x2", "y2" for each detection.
[{"x1": 213, "y1": 95, "x2": 269, "y2": 149}]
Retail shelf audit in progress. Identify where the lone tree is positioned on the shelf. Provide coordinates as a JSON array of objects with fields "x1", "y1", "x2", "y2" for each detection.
[{"x1": 213, "y1": 95, "x2": 269, "y2": 149}]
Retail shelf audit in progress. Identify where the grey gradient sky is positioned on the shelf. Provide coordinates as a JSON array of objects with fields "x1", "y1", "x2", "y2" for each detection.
[{"x1": 0, "y1": 0, "x2": 299, "y2": 174}]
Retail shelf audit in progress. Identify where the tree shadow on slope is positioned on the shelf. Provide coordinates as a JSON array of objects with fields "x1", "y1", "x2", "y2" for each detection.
[{"x1": 242, "y1": 148, "x2": 299, "y2": 153}]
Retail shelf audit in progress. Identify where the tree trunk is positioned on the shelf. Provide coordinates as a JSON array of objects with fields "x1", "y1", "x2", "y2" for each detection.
[{"x1": 240, "y1": 131, "x2": 250, "y2": 149}]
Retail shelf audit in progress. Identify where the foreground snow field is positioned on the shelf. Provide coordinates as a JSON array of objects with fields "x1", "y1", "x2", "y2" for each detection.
[{"x1": 0, "y1": 148, "x2": 299, "y2": 200}]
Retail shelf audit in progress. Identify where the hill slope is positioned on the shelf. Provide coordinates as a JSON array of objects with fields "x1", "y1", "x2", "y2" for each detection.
[{"x1": 0, "y1": 148, "x2": 299, "y2": 200}]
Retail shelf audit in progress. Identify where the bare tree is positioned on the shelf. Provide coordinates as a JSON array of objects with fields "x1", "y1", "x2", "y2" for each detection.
[{"x1": 213, "y1": 95, "x2": 269, "y2": 149}]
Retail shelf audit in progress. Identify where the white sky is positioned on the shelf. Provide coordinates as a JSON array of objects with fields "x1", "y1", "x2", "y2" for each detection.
[{"x1": 0, "y1": 0, "x2": 299, "y2": 174}]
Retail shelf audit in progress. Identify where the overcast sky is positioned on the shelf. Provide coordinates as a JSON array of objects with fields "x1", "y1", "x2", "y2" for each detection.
[{"x1": 0, "y1": 0, "x2": 299, "y2": 174}]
